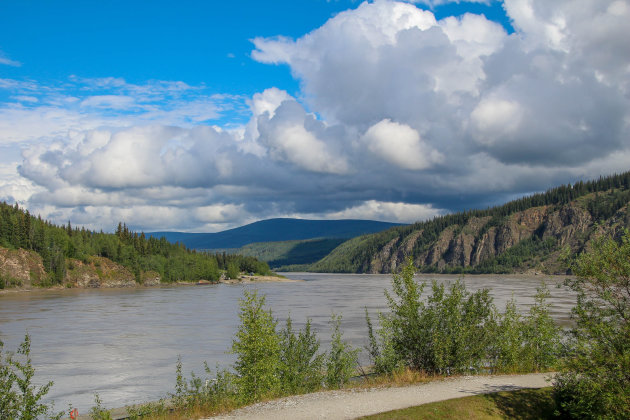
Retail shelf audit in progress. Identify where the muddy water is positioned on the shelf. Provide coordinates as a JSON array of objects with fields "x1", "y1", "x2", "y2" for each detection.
[{"x1": 0, "y1": 273, "x2": 575, "y2": 413}]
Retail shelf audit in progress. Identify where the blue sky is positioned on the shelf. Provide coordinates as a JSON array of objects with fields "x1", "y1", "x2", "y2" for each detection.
[{"x1": 0, "y1": 0, "x2": 629, "y2": 232}]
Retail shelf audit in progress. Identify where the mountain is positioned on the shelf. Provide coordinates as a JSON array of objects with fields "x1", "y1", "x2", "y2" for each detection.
[
  {"x1": 301, "y1": 172, "x2": 630, "y2": 274},
  {"x1": 148, "y1": 218, "x2": 403, "y2": 250},
  {"x1": 239, "y1": 238, "x2": 347, "y2": 269}
]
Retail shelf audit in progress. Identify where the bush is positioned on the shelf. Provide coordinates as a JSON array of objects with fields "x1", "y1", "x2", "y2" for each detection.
[
  {"x1": 0, "y1": 335, "x2": 63, "y2": 420},
  {"x1": 226, "y1": 262, "x2": 240, "y2": 280},
  {"x1": 325, "y1": 314, "x2": 359, "y2": 388},
  {"x1": 554, "y1": 232, "x2": 630, "y2": 419},
  {"x1": 278, "y1": 317, "x2": 324, "y2": 394},
  {"x1": 383, "y1": 259, "x2": 497, "y2": 374},
  {"x1": 520, "y1": 284, "x2": 561, "y2": 372},
  {"x1": 231, "y1": 290, "x2": 281, "y2": 402},
  {"x1": 89, "y1": 393, "x2": 112, "y2": 420},
  {"x1": 365, "y1": 308, "x2": 401, "y2": 375}
]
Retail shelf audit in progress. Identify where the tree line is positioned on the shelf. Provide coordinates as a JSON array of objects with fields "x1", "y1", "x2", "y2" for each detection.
[
  {"x1": 0, "y1": 202, "x2": 271, "y2": 287},
  {"x1": 310, "y1": 171, "x2": 630, "y2": 273}
]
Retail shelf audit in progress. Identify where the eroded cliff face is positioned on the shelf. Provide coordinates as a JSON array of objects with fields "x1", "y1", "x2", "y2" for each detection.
[
  {"x1": 0, "y1": 247, "x2": 46, "y2": 287},
  {"x1": 0, "y1": 248, "x2": 161, "y2": 290},
  {"x1": 366, "y1": 202, "x2": 630, "y2": 274}
]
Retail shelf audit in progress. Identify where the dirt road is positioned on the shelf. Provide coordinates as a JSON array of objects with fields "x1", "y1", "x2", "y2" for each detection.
[{"x1": 205, "y1": 373, "x2": 553, "y2": 420}]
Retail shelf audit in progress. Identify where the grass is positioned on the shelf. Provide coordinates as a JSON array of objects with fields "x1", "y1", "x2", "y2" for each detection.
[{"x1": 359, "y1": 387, "x2": 556, "y2": 420}]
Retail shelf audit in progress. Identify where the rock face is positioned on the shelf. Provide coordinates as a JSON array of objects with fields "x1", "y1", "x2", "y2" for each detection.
[
  {"x1": 0, "y1": 249, "x2": 161, "y2": 290},
  {"x1": 65, "y1": 256, "x2": 136, "y2": 288},
  {"x1": 0, "y1": 248, "x2": 46, "y2": 287},
  {"x1": 363, "y1": 202, "x2": 630, "y2": 274}
]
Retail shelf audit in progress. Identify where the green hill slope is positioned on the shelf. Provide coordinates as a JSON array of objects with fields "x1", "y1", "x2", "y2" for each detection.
[
  {"x1": 0, "y1": 204, "x2": 271, "y2": 288},
  {"x1": 239, "y1": 238, "x2": 346, "y2": 269},
  {"x1": 149, "y1": 218, "x2": 402, "y2": 250},
  {"x1": 303, "y1": 172, "x2": 630, "y2": 274}
]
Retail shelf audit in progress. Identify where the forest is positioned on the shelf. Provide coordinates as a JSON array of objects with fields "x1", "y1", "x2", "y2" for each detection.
[
  {"x1": 306, "y1": 171, "x2": 630, "y2": 273},
  {"x1": 0, "y1": 204, "x2": 271, "y2": 287}
]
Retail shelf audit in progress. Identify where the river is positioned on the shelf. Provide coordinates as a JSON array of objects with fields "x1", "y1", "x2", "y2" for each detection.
[{"x1": 0, "y1": 272, "x2": 576, "y2": 413}]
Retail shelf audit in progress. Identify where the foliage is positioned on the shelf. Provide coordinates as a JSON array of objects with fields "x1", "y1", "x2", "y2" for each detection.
[
  {"x1": 520, "y1": 284, "x2": 561, "y2": 372},
  {"x1": 88, "y1": 393, "x2": 112, "y2": 420},
  {"x1": 382, "y1": 260, "x2": 497, "y2": 374},
  {"x1": 0, "y1": 202, "x2": 272, "y2": 286},
  {"x1": 490, "y1": 286, "x2": 561, "y2": 373},
  {"x1": 125, "y1": 399, "x2": 169, "y2": 420},
  {"x1": 0, "y1": 273, "x2": 22, "y2": 289},
  {"x1": 420, "y1": 279, "x2": 496, "y2": 374},
  {"x1": 365, "y1": 308, "x2": 401, "y2": 375},
  {"x1": 373, "y1": 259, "x2": 560, "y2": 376},
  {"x1": 469, "y1": 237, "x2": 558, "y2": 274},
  {"x1": 307, "y1": 171, "x2": 630, "y2": 273},
  {"x1": 382, "y1": 260, "x2": 426, "y2": 370},
  {"x1": 241, "y1": 238, "x2": 346, "y2": 269},
  {"x1": 226, "y1": 261, "x2": 240, "y2": 280},
  {"x1": 553, "y1": 232, "x2": 630, "y2": 419},
  {"x1": 325, "y1": 314, "x2": 359, "y2": 388},
  {"x1": 231, "y1": 290, "x2": 281, "y2": 402},
  {"x1": 0, "y1": 335, "x2": 62, "y2": 420},
  {"x1": 277, "y1": 317, "x2": 324, "y2": 394}
]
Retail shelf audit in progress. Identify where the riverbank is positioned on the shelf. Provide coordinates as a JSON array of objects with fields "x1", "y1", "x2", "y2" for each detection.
[{"x1": 0, "y1": 274, "x2": 294, "y2": 295}]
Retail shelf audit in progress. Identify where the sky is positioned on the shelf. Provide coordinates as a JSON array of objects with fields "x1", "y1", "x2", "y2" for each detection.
[{"x1": 0, "y1": 0, "x2": 629, "y2": 233}]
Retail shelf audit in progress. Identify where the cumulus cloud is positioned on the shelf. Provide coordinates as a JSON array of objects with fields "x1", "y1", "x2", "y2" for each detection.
[
  {"x1": 326, "y1": 200, "x2": 444, "y2": 223},
  {"x1": 2, "y1": 0, "x2": 629, "y2": 232},
  {"x1": 363, "y1": 119, "x2": 443, "y2": 170}
]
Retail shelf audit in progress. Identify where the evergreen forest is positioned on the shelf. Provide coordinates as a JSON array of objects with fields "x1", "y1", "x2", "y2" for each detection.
[{"x1": 0, "y1": 203, "x2": 271, "y2": 287}]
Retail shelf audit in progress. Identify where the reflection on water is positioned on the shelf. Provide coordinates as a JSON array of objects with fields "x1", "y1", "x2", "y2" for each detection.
[{"x1": 0, "y1": 273, "x2": 575, "y2": 412}]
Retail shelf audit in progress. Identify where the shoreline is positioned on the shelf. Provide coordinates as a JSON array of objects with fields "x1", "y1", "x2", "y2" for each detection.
[
  {"x1": 0, "y1": 274, "x2": 296, "y2": 296},
  {"x1": 0, "y1": 272, "x2": 570, "y2": 296}
]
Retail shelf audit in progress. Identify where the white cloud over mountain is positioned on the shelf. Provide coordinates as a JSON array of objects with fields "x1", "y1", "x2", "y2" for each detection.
[{"x1": 1, "y1": 0, "x2": 629, "y2": 231}]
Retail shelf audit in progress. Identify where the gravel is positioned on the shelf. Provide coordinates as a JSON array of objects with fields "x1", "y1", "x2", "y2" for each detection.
[{"x1": 204, "y1": 373, "x2": 553, "y2": 420}]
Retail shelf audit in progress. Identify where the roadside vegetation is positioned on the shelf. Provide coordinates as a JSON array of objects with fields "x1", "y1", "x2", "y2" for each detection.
[{"x1": 2, "y1": 231, "x2": 629, "y2": 419}]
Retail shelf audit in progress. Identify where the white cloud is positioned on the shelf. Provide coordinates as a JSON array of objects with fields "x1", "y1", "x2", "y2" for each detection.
[
  {"x1": 470, "y1": 99, "x2": 524, "y2": 145},
  {"x1": 326, "y1": 200, "x2": 443, "y2": 223},
  {"x1": 1, "y1": 0, "x2": 629, "y2": 232},
  {"x1": 0, "y1": 51, "x2": 21, "y2": 67},
  {"x1": 363, "y1": 119, "x2": 443, "y2": 170}
]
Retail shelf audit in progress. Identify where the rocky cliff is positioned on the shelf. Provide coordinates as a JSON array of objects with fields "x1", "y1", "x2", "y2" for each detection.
[
  {"x1": 0, "y1": 249, "x2": 161, "y2": 290},
  {"x1": 309, "y1": 185, "x2": 630, "y2": 274}
]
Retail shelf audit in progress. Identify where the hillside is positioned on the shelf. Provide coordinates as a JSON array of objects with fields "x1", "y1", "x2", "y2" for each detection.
[
  {"x1": 149, "y1": 218, "x2": 402, "y2": 250},
  {"x1": 239, "y1": 238, "x2": 347, "y2": 269},
  {"x1": 0, "y1": 204, "x2": 271, "y2": 290},
  {"x1": 302, "y1": 172, "x2": 630, "y2": 274}
]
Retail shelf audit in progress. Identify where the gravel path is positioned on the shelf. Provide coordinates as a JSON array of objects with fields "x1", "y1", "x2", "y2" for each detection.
[{"x1": 205, "y1": 373, "x2": 553, "y2": 420}]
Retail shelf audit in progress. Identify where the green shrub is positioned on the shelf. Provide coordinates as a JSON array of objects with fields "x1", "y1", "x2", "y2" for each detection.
[
  {"x1": 521, "y1": 284, "x2": 561, "y2": 372},
  {"x1": 0, "y1": 335, "x2": 63, "y2": 420},
  {"x1": 325, "y1": 314, "x2": 359, "y2": 388},
  {"x1": 365, "y1": 308, "x2": 401, "y2": 375},
  {"x1": 278, "y1": 317, "x2": 324, "y2": 394},
  {"x1": 88, "y1": 393, "x2": 112, "y2": 420},
  {"x1": 231, "y1": 290, "x2": 281, "y2": 402},
  {"x1": 383, "y1": 259, "x2": 427, "y2": 370},
  {"x1": 226, "y1": 262, "x2": 240, "y2": 280},
  {"x1": 554, "y1": 232, "x2": 630, "y2": 419}
]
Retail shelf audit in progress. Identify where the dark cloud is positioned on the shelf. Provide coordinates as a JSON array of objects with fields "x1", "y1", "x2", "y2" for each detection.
[{"x1": 4, "y1": 0, "x2": 629, "y2": 231}]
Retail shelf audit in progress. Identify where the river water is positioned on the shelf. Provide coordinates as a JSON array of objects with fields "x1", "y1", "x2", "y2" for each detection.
[{"x1": 0, "y1": 273, "x2": 576, "y2": 413}]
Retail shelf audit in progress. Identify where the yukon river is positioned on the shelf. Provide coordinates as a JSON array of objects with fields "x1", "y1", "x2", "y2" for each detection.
[{"x1": 0, "y1": 273, "x2": 576, "y2": 413}]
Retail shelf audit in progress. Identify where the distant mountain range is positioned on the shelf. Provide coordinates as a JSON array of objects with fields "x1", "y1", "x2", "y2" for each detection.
[{"x1": 148, "y1": 218, "x2": 404, "y2": 250}]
